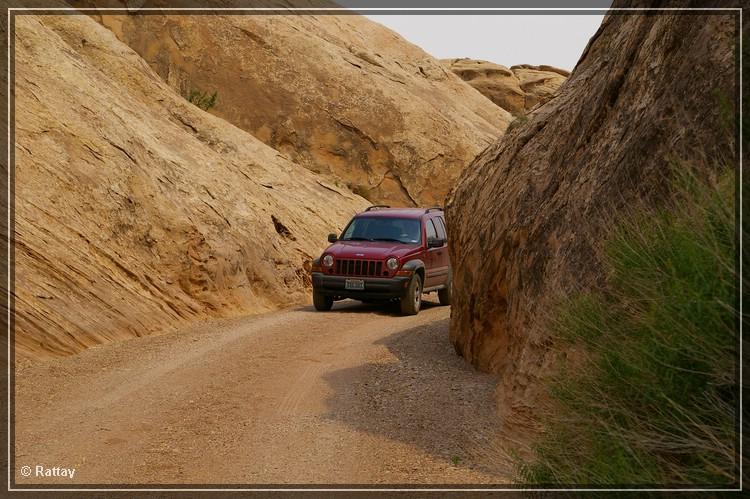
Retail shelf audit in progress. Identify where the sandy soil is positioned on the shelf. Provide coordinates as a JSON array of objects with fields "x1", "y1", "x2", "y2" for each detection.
[{"x1": 14, "y1": 298, "x2": 512, "y2": 485}]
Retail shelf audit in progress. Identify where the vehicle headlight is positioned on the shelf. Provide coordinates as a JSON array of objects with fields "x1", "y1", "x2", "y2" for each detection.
[
  {"x1": 322, "y1": 254, "x2": 334, "y2": 267},
  {"x1": 386, "y1": 257, "x2": 399, "y2": 270}
]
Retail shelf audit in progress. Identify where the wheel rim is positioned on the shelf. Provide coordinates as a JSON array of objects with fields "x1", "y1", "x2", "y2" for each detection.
[{"x1": 414, "y1": 280, "x2": 421, "y2": 309}]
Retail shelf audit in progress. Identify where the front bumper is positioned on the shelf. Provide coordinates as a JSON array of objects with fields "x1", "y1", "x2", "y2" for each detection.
[{"x1": 312, "y1": 272, "x2": 411, "y2": 300}]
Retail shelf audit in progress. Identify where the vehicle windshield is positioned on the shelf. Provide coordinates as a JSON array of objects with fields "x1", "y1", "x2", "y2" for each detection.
[{"x1": 340, "y1": 217, "x2": 421, "y2": 244}]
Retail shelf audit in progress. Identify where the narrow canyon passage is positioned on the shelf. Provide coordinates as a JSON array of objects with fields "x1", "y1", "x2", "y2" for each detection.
[{"x1": 15, "y1": 299, "x2": 511, "y2": 485}]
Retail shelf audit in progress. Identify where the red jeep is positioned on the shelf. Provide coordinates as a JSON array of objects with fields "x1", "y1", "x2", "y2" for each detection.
[{"x1": 310, "y1": 206, "x2": 451, "y2": 315}]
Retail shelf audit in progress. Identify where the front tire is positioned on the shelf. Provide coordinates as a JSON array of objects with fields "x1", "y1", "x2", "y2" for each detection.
[
  {"x1": 400, "y1": 274, "x2": 422, "y2": 316},
  {"x1": 313, "y1": 290, "x2": 333, "y2": 311}
]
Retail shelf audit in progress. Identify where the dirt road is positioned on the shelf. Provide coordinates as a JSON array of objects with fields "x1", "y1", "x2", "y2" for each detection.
[{"x1": 14, "y1": 298, "x2": 511, "y2": 485}]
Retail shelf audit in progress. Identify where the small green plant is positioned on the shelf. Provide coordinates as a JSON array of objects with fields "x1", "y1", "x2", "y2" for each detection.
[
  {"x1": 518, "y1": 167, "x2": 737, "y2": 486},
  {"x1": 451, "y1": 455, "x2": 461, "y2": 466},
  {"x1": 347, "y1": 183, "x2": 372, "y2": 201},
  {"x1": 506, "y1": 115, "x2": 529, "y2": 133},
  {"x1": 186, "y1": 89, "x2": 218, "y2": 111}
]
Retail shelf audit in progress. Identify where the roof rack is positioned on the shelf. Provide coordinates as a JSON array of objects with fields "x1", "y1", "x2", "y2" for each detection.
[
  {"x1": 365, "y1": 205, "x2": 391, "y2": 211},
  {"x1": 424, "y1": 206, "x2": 443, "y2": 214}
]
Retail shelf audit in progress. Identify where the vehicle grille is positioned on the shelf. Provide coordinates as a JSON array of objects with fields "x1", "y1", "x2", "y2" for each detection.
[{"x1": 334, "y1": 259, "x2": 384, "y2": 277}]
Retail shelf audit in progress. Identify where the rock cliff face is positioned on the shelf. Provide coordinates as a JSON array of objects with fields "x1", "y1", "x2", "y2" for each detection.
[
  {"x1": 446, "y1": 7, "x2": 736, "y2": 423},
  {"x1": 442, "y1": 59, "x2": 569, "y2": 116},
  {"x1": 93, "y1": 12, "x2": 512, "y2": 206},
  {"x1": 15, "y1": 14, "x2": 367, "y2": 360}
]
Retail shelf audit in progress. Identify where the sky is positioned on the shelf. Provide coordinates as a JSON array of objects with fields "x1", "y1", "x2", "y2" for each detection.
[{"x1": 364, "y1": 14, "x2": 606, "y2": 71}]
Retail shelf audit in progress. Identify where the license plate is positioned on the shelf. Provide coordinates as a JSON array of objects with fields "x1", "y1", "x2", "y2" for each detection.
[{"x1": 345, "y1": 279, "x2": 365, "y2": 291}]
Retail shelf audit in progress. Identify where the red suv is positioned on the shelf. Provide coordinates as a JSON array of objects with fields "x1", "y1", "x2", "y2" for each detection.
[{"x1": 310, "y1": 206, "x2": 451, "y2": 315}]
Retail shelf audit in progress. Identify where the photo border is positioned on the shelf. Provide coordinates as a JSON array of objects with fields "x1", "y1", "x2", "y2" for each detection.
[{"x1": 3, "y1": 3, "x2": 744, "y2": 494}]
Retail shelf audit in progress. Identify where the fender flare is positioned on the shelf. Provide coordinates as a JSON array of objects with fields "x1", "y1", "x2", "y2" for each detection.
[{"x1": 401, "y1": 258, "x2": 425, "y2": 276}]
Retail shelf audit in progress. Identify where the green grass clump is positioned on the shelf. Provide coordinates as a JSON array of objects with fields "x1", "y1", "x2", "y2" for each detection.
[
  {"x1": 506, "y1": 115, "x2": 529, "y2": 133},
  {"x1": 519, "y1": 168, "x2": 737, "y2": 486},
  {"x1": 186, "y1": 89, "x2": 218, "y2": 111},
  {"x1": 347, "y1": 182, "x2": 373, "y2": 201}
]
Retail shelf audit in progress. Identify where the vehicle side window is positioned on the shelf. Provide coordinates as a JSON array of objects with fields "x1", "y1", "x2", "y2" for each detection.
[
  {"x1": 434, "y1": 217, "x2": 447, "y2": 241},
  {"x1": 425, "y1": 219, "x2": 437, "y2": 241}
]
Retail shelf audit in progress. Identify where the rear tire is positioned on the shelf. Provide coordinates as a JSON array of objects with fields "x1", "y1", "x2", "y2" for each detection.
[
  {"x1": 400, "y1": 274, "x2": 422, "y2": 316},
  {"x1": 313, "y1": 290, "x2": 333, "y2": 311},
  {"x1": 438, "y1": 272, "x2": 452, "y2": 306}
]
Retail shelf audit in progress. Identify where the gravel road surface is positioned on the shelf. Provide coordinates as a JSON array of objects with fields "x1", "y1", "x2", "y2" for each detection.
[{"x1": 15, "y1": 298, "x2": 510, "y2": 485}]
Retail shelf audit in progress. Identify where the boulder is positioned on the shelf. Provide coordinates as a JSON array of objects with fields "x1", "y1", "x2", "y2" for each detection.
[
  {"x1": 445, "y1": 6, "x2": 736, "y2": 424},
  {"x1": 443, "y1": 59, "x2": 568, "y2": 116},
  {"x1": 93, "y1": 11, "x2": 513, "y2": 206},
  {"x1": 15, "y1": 14, "x2": 367, "y2": 359}
]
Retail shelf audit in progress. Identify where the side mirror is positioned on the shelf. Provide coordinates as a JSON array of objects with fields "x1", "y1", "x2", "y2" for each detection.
[
  {"x1": 427, "y1": 238, "x2": 444, "y2": 248},
  {"x1": 327, "y1": 233, "x2": 338, "y2": 243}
]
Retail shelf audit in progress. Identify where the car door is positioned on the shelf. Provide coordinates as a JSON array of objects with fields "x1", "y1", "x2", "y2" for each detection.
[
  {"x1": 423, "y1": 218, "x2": 438, "y2": 287},
  {"x1": 424, "y1": 217, "x2": 447, "y2": 288},
  {"x1": 430, "y1": 216, "x2": 450, "y2": 286}
]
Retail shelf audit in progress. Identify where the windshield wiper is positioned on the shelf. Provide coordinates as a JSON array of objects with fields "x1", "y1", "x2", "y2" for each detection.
[
  {"x1": 372, "y1": 238, "x2": 406, "y2": 243},
  {"x1": 342, "y1": 237, "x2": 373, "y2": 241}
]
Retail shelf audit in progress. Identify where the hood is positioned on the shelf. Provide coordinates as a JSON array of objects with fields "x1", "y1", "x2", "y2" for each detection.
[{"x1": 324, "y1": 240, "x2": 421, "y2": 261}]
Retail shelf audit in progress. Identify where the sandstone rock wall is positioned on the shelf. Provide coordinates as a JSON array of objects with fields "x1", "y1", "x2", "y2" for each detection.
[
  {"x1": 15, "y1": 14, "x2": 367, "y2": 359},
  {"x1": 442, "y1": 59, "x2": 569, "y2": 116},
  {"x1": 446, "y1": 5, "x2": 736, "y2": 424},
  {"x1": 93, "y1": 11, "x2": 512, "y2": 206}
]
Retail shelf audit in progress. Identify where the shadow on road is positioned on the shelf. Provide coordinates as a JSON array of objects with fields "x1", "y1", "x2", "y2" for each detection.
[
  {"x1": 296, "y1": 297, "x2": 443, "y2": 316},
  {"x1": 320, "y1": 316, "x2": 511, "y2": 480}
]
